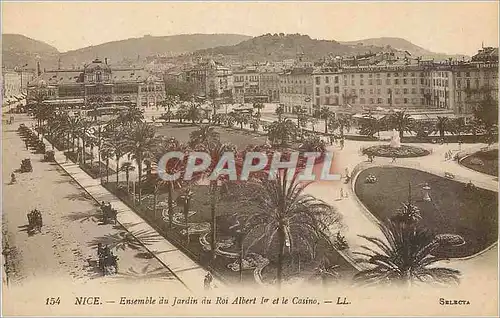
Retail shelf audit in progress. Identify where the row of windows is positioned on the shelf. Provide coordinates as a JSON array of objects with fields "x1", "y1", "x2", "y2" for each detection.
[
  {"x1": 280, "y1": 78, "x2": 312, "y2": 85},
  {"x1": 341, "y1": 87, "x2": 430, "y2": 96},
  {"x1": 234, "y1": 75, "x2": 259, "y2": 82},
  {"x1": 342, "y1": 72, "x2": 428, "y2": 79},
  {"x1": 343, "y1": 78, "x2": 432, "y2": 86}
]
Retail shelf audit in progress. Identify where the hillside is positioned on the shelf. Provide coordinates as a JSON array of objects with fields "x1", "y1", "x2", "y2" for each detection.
[
  {"x1": 2, "y1": 34, "x2": 60, "y2": 70},
  {"x1": 340, "y1": 37, "x2": 469, "y2": 60},
  {"x1": 194, "y1": 34, "x2": 396, "y2": 62},
  {"x1": 59, "y1": 34, "x2": 251, "y2": 68}
]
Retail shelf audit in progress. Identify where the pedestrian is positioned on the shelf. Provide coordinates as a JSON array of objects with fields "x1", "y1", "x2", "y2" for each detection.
[
  {"x1": 340, "y1": 188, "x2": 344, "y2": 199},
  {"x1": 445, "y1": 152, "x2": 449, "y2": 161},
  {"x1": 204, "y1": 272, "x2": 213, "y2": 290},
  {"x1": 344, "y1": 188, "x2": 349, "y2": 198},
  {"x1": 340, "y1": 138, "x2": 345, "y2": 150},
  {"x1": 391, "y1": 156, "x2": 397, "y2": 163},
  {"x1": 25, "y1": 140, "x2": 28, "y2": 150},
  {"x1": 370, "y1": 154, "x2": 374, "y2": 163},
  {"x1": 344, "y1": 167, "x2": 349, "y2": 179}
]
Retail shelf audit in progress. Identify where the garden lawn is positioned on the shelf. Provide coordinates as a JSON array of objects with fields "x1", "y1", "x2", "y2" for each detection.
[
  {"x1": 355, "y1": 166, "x2": 498, "y2": 258},
  {"x1": 155, "y1": 123, "x2": 267, "y2": 148},
  {"x1": 104, "y1": 180, "x2": 356, "y2": 285},
  {"x1": 460, "y1": 149, "x2": 498, "y2": 177}
]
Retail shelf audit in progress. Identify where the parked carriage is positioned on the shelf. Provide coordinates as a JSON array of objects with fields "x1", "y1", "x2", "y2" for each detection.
[
  {"x1": 27, "y1": 209, "x2": 43, "y2": 234},
  {"x1": 44, "y1": 150, "x2": 55, "y2": 162},
  {"x1": 101, "y1": 203, "x2": 118, "y2": 224},
  {"x1": 20, "y1": 159, "x2": 33, "y2": 172},
  {"x1": 97, "y1": 244, "x2": 118, "y2": 275}
]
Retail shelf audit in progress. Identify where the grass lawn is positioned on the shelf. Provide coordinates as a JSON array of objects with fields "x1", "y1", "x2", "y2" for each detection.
[
  {"x1": 155, "y1": 123, "x2": 267, "y2": 148},
  {"x1": 355, "y1": 166, "x2": 498, "y2": 258},
  {"x1": 460, "y1": 149, "x2": 498, "y2": 177},
  {"x1": 104, "y1": 180, "x2": 356, "y2": 285}
]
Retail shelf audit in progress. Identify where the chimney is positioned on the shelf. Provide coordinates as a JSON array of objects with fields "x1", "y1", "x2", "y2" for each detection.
[
  {"x1": 105, "y1": 58, "x2": 108, "y2": 65},
  {"x1": 37, "y1": 61, "x2": 41, "y2": 76}
]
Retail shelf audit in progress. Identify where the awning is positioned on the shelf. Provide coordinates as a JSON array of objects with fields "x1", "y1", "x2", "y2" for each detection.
[
  {"x1": 411, "y1": 114, "x2": 458, "y2": 121},
  {"x1": 43, "y1": 99, "x2": 84, "y2": 104}
]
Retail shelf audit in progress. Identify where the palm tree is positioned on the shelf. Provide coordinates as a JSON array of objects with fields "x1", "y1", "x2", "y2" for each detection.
[
  {"x1": 66, "y1": 115, "x2": 82, "y2": 154},
  {"x1": 253, "y1": 101, "x2": 264, "y2": 116},
  {"x1": 239, "y1": 171, "x2": 342, "y2": 287},
  {"x1": 162, "y1": 95, "x2": 177, "y2": 122},
  {"x1": 120, "y1": 162, "x2": 136, "y2": 192},
  {"x1": 121, "y1": 123, "x2": 159, "y2": 202},
  {"x1": 116, "y1": 105, "x2": 144, "y2": 127},
  {"x1": 187, "y1": 101, "x2": 202, "y2": 124},
  {"x1": 154, "y1": 137, "x2": 187, "y2": 227},
  {"x1": 234, "y1": 112, "x2": 250, "y2": 130},
  {"x1": 275, "y1": 104, "x2": 285, "y2": 122},
  {"x1": 435, "y1": 116, "x2": 450, "y2": 138},
  {"x1": 29, "y1": 90, "x2": 48, "y2": 136},
  {"x1": 189, "y1": 141, "x2": 237, "y2": 260},
  {"x1": 319, "y1": 107, "x2": 334, "y2": 134},
  {"x1": 100, "y1": 147, "x2": 113, "y2": 184},
  {"x1": 78, "y1": 119, "x2": 93, "y2": 165},
  {"x1": 265, "y1": 119, "x2": 298, "y2": 146},
  {"x1": 103, "y1": 131, "x2": 127, "y2": 184},
  {"x1": 188, "y1": 124, "x2": 220, "y2": 147},
  {"x1": 354, "y1": 219, "x2": 464, "y2": 287},
  {"x1": 389, "y1": 111, "x2": 414, "y2": 140},
  {"x1": 451, "y1": 117, "x2": 466, "y2": 139}
]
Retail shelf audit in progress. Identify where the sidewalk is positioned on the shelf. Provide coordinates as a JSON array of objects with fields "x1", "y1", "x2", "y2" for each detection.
[{"x1": 40, "y1": 136, "x2": 220, "y2": 293}]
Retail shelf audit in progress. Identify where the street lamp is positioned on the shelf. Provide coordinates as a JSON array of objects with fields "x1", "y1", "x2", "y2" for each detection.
[
  {"x1": 178, "y1": 188, "x2": 194, "y2": 245},
  {"x1": 422, "y1": 183, "x2": 432, "y2": 202},
  {"x1": 229, "y1": 218, "x2": 244, "y2": 283}
]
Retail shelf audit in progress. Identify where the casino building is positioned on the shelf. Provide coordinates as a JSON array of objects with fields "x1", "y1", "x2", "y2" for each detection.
[{"x1": 27, "y1": 58, "x2": 165, "y2": 113}]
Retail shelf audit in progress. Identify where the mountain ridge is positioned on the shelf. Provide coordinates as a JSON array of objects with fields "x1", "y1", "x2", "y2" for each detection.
[{"x1": 2, "y1": 33, "x2": 471, "y2": 70}]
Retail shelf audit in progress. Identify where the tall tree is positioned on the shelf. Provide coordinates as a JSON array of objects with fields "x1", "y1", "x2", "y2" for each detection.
[
  {"x1": 189, "y1": 124, "x2": 220, "y2": 148},
  {"x1": 389, "y1": 111, "x2": 414, "y2": 140},
  {"x1": 239, "y1": 171, "x2": 341, "y2": 287},
  {"x1": 354, "y1": 219, "x2": 464, "y2": 287},
  {"x1": 122, "y1": 123, "x2": 160, "y2": 202}
]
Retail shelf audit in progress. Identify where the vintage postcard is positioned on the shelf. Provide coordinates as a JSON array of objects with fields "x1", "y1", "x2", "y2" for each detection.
[{"x1": 1, "y1": 1, "x2": 499, "y2": 316}]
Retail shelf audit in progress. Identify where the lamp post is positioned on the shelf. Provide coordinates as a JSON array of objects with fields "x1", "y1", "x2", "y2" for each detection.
[
  {"x1": 179, "y1": 189, "x2": 194, "y2": 245},
  {"x1": 229, "y1": 218, "x2": 244, "y2": 283},
  {"x1": 422, "y1": 183, "x2": 432, "y2": 202}
]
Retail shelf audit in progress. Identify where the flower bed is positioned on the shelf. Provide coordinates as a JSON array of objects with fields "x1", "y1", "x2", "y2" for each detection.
[
  {"x1": 460, "y1": 149, "x2": 498, "y2": 177},
  {"x1": 362, "y1": 144, "x2": 430, "y2": 158}
]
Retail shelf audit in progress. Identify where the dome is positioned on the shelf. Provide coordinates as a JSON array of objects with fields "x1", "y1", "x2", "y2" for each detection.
[{"x1": 85, "y1": 58, "x2": 111, "y2": 72}]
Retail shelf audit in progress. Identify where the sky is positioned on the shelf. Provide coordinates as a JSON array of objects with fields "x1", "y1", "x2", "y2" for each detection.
[{"x1": 2, "y1": 1, "x2": 499, "y2": 55}]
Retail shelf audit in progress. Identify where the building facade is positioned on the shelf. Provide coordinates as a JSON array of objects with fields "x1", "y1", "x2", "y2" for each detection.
[
  {"x1": 27, "y1": 58, "x2": 165, "y2": 110},
  {"x1": 2, "y1": 70, "x2": 34, "y2": 99},
  {"x1": 279, "y1": 67, "x2": 314, "y2": 114}
]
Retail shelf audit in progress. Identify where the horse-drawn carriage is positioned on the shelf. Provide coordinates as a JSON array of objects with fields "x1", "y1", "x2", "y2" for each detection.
[
  {"x1": 20, "y1": 159, "x2": 33, "y2": 172},
  {"x1": 44, "y1": 150, "x2": 55, "y2": 162},
  {"x1": 101, "y1": 203, "x2": 117, "y2": 224},
  {"x1": 35, "y1": 141, "x2": 46, "y2": 154},
  {"x1": 27, "y1": 209, "x2": 43, "y2": 234},
  {"x1": 97, "y1": 244, "x2": 118, "y2": 276}
]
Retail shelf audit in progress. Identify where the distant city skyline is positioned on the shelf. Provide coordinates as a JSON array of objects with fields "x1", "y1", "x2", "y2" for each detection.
[{"x1": 2, "y1": 1, "x2": 499, "y2": 55}]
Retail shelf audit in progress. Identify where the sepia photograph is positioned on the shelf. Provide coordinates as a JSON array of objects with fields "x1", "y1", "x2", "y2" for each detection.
[{"x1": 1, "y1": 1, "x2": 499, "y2": 316}]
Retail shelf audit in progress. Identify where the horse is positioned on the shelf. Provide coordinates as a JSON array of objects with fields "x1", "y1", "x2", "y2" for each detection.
[{"x1": 98, "y1": 253, "x2": 118, "y2": 276}]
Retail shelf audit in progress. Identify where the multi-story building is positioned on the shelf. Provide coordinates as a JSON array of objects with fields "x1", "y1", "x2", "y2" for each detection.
[
  {"x1": 206, "y1": 60, "x2": 233, "y2": 98},
  {"x1": 451, "y1": 47, "x2": 498, "y2": 117},
  {"x1": 27, "y1": 58, "x2": 165, "y2": 111},
  {"x1": 233, "y1": 67, "x2": 265, "y2": 103},
  {"x1": 258, "y1": 65, "x2": 281, "y2": 102},
  {"x1": 279, "y1": 67, "x2": 314, "y2": 114},
  {"x1": 2, "y1": 69, "x2": 34, "y2": 99}
]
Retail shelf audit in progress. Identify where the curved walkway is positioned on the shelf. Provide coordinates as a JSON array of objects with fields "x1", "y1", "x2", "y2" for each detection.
[{"x1": 304, "y1": 139, "x2": 498, "y2": 285}]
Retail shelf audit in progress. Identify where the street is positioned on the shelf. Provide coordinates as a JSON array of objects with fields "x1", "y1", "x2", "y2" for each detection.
[{"x1": 1, "y1": 115, "x2": 187, "y2": 289}]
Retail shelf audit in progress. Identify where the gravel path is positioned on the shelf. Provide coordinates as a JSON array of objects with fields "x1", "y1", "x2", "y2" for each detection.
[{"x1": 2, "y1": 116, "x2": 187, "y2": 290}]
